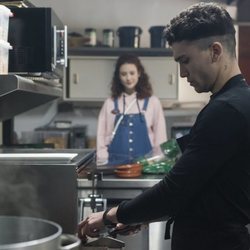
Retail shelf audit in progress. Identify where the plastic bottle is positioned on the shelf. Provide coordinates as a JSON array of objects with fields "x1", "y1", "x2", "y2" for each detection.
[{"x1": 136, "y1": 139, "x2": 181, "y2": 174}]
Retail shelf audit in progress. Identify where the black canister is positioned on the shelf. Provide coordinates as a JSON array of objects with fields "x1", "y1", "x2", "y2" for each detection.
[
  {"x1": 117, "y1": 26, "x2": 142, "y2": 48},
  {"x1": 149, "y1": 26, "x2": 166, "y2": 48}
]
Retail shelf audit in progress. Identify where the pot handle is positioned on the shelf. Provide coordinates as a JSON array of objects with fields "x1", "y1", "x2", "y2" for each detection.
[{"x1": 59, "y1": 234, "x2": 81, "y2": 250}]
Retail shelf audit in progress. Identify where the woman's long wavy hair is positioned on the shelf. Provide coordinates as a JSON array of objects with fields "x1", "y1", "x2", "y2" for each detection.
[{"x1": 110, "y1": 54, "x2": 153, "y2": 99}]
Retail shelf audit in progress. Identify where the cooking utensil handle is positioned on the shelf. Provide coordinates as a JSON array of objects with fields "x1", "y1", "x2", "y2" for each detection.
[{"x1": 59, "y1": 234, "x2": 81, "y2": 250}]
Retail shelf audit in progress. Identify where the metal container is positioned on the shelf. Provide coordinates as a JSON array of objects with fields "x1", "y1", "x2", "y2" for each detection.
[
  {"x1": 116, "y1": 26, "x2": 142, "y2": 48},
  {"x1": 148, "y1": 26, "x2": 166, "y2": 48},
  {"x1": 0, "y1": 216, "x2": 80, "y2": 250}
]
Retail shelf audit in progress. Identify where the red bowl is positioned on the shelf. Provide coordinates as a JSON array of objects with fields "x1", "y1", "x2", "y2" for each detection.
[
  {"x1": 115, "y1": 163, "x2": 142, "y2": 178},
  {"x1": 116, "y1": 163, "x2": 142, "y2": 171}
]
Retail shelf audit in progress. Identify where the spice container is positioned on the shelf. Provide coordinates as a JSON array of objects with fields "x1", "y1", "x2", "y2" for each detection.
[
  {"x1": 84, "y1": 28, "x2": 97, "y2": 46},
  {"x1": 103, "y1": 29, "x2": 114, "y2": 47}
]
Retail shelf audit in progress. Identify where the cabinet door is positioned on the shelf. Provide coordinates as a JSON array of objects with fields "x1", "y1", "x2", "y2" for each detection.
[
  {"x1": 140, "y1": 57, "x2": 178, "y2": 99},
  {"x1": 67, "y1": 56, "x2": 178, "y2": 101},
  {"x1": 68, "y1": 57, "x2": 116, "y2": 101}
]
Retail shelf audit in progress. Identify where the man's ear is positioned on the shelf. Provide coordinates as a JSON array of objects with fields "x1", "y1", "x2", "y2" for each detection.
[{"x1": 210, "y1": 42, "x2": 223, "y2": 62}]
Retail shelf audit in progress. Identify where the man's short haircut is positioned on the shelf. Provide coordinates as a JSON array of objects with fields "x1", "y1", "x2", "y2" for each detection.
[{"x1": 163, "y1": 2, "x2": 236, "y2": 55}]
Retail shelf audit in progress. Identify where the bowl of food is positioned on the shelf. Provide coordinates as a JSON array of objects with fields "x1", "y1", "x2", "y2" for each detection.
[{"x1": 115, "y1": 163, "x2": 142, "y2": 178}]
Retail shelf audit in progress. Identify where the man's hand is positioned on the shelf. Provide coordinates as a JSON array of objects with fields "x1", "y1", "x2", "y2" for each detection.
[
  {"x1": 78, "y1": 206, "x2": 119, "y2": 240},
  {"x1": 78, "y1": 211, "x2": 105, "y2": 240}
]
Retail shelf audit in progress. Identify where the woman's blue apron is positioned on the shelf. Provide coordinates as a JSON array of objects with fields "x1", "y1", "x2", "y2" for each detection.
[{"x1": 108, "y1": 97, "x2": 152, "y2": 166}]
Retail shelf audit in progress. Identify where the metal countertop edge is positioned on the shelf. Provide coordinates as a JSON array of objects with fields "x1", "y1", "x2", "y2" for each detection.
[{"x1": 77, "y1": 177, "x2": 162, "y2": 189}]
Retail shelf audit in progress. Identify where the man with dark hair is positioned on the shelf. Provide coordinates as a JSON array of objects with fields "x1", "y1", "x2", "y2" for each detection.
[{"x1": 78, "y1": 2, "x2": 250, "y2": 249}]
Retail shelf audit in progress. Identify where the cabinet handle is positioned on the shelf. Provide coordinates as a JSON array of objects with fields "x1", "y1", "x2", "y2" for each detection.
[
  {"x1": 168, "y1": 74, "x2": 175, "y2": 85},
  {"x1": 73, "y1": 73, "x2": 79, "y2": 84}
]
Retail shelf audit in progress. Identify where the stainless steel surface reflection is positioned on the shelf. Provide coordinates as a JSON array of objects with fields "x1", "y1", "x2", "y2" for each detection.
[
  {"x1": 0, "y1": 75, "x2": 62, "y2": 121},
  {"x1": 77, "y1": 174, "x2": 171, "y2": 250},
  {"x1": 0, "y1": 148, "x2": 95, "y2": 234},
  {"x1": 0, "y1": 148, "x2": 94, "y2": 167},
  {"x1": 0, "y1": 153, "x2": 77, "y2": 164}
]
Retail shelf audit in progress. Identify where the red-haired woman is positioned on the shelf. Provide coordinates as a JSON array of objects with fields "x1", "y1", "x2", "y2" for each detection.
[{"x1": 96, "y1": 54, "x2": 167, "y2": 166}]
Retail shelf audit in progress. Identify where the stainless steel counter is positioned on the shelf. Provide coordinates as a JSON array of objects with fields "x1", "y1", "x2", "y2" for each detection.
[
  {"x1": 77, "y1": 174, "x2": 163, "y2": 189},
  {"x1": 77, "y1": 174, "x2": 169, "y2": 250},
  {"x1": 0, "y1": 148, "x2": 95, "y2": 234}
]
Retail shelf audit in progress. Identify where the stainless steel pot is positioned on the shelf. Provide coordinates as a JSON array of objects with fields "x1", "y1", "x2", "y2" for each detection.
[{"x1": 0, "y1": 216, "x2": 80, "y2": 250}]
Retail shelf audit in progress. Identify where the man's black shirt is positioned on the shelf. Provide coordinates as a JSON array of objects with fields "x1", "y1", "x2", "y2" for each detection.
[{"x1": 117, "y1": 74, "x2": 250, "y2": 226}]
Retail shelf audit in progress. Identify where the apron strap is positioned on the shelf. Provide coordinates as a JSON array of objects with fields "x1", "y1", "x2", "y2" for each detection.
[
  {"x1": 165, "y1": 217, "x2": 174, "y2": 239},
  {"x1": 111, "y1": 98, "x2": 137, "y2": 140},
  {"x1": 115, "y1": 96, "x2": 149, "y2": 113},
  {"x1": 112, "y1": 98, "x2": 120, "y2": 114},
  {"x1": 142, "y1": 97, "x2": 149, "y2": 111}
]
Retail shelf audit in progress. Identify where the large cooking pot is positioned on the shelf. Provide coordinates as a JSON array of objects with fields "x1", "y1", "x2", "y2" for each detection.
[
  {"x1": 117, "y1": 26, "x2": 142, "y2": 48},
  {"x1": 0, "y1": 216, "x2": 81, "y2": 250}
]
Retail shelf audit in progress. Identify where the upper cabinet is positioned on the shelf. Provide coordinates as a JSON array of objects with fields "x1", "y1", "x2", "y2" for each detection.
[
  {"x1": 65, "y1": 48, "x2": 178, "y2": 101},
  {"x1": 67, "y1": 56, "x2": 115, "y2": 101},
  {"x1": 142, "y1": 57, "x2": 177, "y2": 100}
]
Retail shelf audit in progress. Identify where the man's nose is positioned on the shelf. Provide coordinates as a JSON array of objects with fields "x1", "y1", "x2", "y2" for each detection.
[{"x1": 180, "y1": 65, "x2": 188, "y2": 78}]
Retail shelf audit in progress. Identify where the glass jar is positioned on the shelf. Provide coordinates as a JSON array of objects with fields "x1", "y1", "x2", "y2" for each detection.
[
  {"x1": 84, "y1": 28, "x2": 96, "y2": 46},
  {"x1": 102, "y1": 29, "x2": 114, "y2": 47}
]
